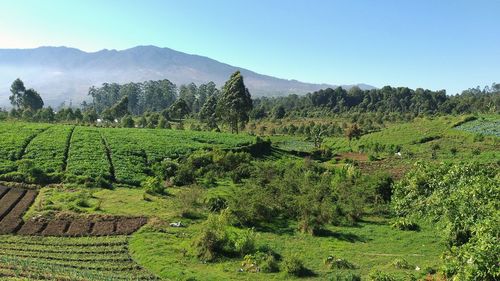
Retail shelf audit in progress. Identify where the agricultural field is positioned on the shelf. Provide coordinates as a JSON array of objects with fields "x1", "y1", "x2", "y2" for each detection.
[
  {"x1": 0, "y1": 115, "x2": 498, "y2": 281},
  {"x1": 454, "y1": 115, "x2": 500, "y2": 136},
  {"x1": 0, "y1": 235, "x2": 158, "y2": 280}
]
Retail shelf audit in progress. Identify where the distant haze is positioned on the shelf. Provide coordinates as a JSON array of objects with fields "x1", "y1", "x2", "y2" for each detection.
[{"x1": 0, "y1": 46, "x2": 374, "y2": 107}]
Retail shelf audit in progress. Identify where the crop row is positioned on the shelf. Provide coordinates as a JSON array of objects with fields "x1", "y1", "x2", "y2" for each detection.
[
  {"x1": 66, "y1": 126, "x2": 111, "y2": 180},
  {"x1": 0, "y1": 256, "x2": 157, "y2": 281},
  {"x1": 0, "y1": 122, "x2": 49, "y2": 163},
  {"x1": 22, "y1": 125, "x2": 74, "y2": 173}
]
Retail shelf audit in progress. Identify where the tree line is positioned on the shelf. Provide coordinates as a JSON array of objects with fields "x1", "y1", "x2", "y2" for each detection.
[{"x1": 252, "y1": 84, "x2": 500, "y2": 119}]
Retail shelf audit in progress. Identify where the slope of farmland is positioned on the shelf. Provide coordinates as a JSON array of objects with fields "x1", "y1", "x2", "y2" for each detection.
[
  {"x1": 0, "y1": 235, "x2": 158, "y2": 280},
  {"x1": 0, "y1": 122, "x2": 50, "y2": 174},
  {"x1": 66, "y1": 126, "x2": 112, "y2": 182},
  {"x1": 22, "y1": 125, "x2": 75, "y2": 173}
]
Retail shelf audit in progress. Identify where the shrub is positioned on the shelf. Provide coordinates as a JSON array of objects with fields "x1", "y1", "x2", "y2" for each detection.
[
  {"x1": 141, "y1": 177, "x2": 165, "y2": 195},
  {"x1": 232, "y1": 228, "x2": 256, "y2": 256},
  {"x1": 391, "y1": 258, "x2": 412, "y2": 269},
  {"x1": 193, "y1": 212, "x2": 230, "y2": 262},
  {"x1": 242, "y1": 251, "x2": 279, "y2": 273},
  {"x1": 173, "y1": 165, "x2": 195, "y2": 186},
  {"x1": 205, "y1": 196, "x2": 228, "y2": 213},
  {"x1": 324, "y1": 255, "x2": 356, "y2": 269},
  {"x1": 177, "y1": 187, "x2": 203, "y2": 218},
  {"x1": 282, "y1": 255, "x2": 308, "y2": 277}
]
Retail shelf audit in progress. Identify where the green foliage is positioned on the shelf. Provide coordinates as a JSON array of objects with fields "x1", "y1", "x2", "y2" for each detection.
[
  {"x1": 390, "y1": 218, "x2": 419, "y2": 231},
  {"x1": 217, "y1": 71, "x2": 253, "y2": 133},
  {"x1": 282, "y1": 254, "x2": 309, "y2": 277},
  {"x1": 324, "y1": 255, "x2": 356, "y2": 269},
  {"x1": 328, "y1": 272, "x2": 361, "y2": 281},
  {"x1": 392, "y1": 162, "x2": 499, "y2": 280},
  {"x1": 368, "y1": 270, "x2": 399, "y2": 281},
  {"x1": 242, "y1": 251, "x2": 279, "y2": 273},
  {"x1": 391, "y1": 258, "x2": 412, "y2": 269},
  {"x1": 141, "y1": 176, "x2": 165, "y2": 195}
]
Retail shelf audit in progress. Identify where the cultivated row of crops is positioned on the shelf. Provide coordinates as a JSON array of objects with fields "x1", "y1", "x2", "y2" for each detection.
[
  {"x1": 0, "y1": 122, "x2": 256, "y2": 185},
  {"x1": 0, "y1": 235, "x2": 158, "y2": 280},
  {"x1": 23, "y1": 125, "x2": 75, "y2": 173}
]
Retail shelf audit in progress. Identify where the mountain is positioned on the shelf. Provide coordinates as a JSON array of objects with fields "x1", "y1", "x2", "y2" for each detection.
[{"x1": 0, "y1": 46, "x2": 374, "y2": 107}]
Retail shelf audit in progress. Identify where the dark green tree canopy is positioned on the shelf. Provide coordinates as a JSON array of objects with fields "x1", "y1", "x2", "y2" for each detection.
[
  {"x1": 217, "y1": 71, "x2": 253, "y2": 133},
  {"x1": 9, "y1": 79, "x2": 44, "y2": 111}
]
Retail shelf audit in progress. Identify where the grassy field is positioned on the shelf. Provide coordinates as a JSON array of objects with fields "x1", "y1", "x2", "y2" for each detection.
[{"x1": 129, "y1": 217, "x2": 443, "y2": 280}]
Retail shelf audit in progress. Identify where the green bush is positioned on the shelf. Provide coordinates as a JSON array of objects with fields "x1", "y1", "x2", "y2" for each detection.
[
  {"x1": 391, "y1": 258, "x2": 412, "y2": 269},
  {"x1": 282, "y1": 255, "x2": 308, "y2": 277},
  {"x1": 141, "y1": 177, "x2": 165, "y2": 195},
  {"x1": 324, "y1": 255, "x2": 356, "y2": 269},
  {"x1": 241, "y1": 251, "x2": 279, "y2": 273}
]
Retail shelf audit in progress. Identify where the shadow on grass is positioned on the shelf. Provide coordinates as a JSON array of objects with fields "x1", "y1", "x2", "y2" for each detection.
[
  {"x1": 254, "y1": 218, "x2": 296, "y2": 235},
  {"x1": 315, "y1": 229, "x2": 368, "y2": 243}
]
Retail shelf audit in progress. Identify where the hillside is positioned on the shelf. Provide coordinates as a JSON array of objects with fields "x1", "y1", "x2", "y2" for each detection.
[{"x1": 0, "y1": 46, "x2": 374, "y2": 107}]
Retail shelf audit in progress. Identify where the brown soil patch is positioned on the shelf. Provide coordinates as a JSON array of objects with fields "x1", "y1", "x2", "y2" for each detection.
[{"x1": 335, "y1": 152, "x2": 369, "y2": 162}]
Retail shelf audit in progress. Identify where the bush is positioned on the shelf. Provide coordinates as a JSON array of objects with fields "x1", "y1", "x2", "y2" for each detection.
[
  {"x1": 282, "y1": 255, "x2": 308, "y2": 277},
  {"x1": 232, "y1": 228, "x2": 256, "y2": 256},
  {"x1": 173, "y1": 165, "x2": 195, "y2": 186},
  {"x1": 391, "y1": 258, "x2": 412, "y2": 269},
  {"x1": 177, "y1": 187, "x2": 203, "y2": 218},
  {"x1": 324, "y1": 255, "x2": 356, "y2": 269},
  {"x1": 141, "y1": 177, "x2": 165, "y2": 195},
  {"x1": 242, "y1": 251, "x2": 279, "y2": 273},
  {"x1": 205, "y1": 196, "x2": 228, "y2": 213},
  {"x1": 193, "y1": 212, "x2": 230, "y2": 262}
]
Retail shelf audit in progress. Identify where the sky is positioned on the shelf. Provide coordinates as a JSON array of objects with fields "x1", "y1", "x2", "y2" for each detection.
[{"x1": 0, "y1": 0, "x2": 499, "y2": 95}]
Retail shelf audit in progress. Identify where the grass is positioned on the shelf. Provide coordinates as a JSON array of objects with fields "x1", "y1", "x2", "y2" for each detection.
[{"x1": 129, "y1": 216, "x2": 443, "y2": 280}]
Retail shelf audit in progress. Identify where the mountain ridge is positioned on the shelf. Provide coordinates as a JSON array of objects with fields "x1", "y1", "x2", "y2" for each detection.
[{"x1": 0, "y1": 45, "x2": 375, "y2": 106}]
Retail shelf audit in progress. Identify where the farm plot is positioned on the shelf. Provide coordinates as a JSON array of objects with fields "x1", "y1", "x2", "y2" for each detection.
[
  {"x1": 0, "y1": 122, "x2": 50, "y2": 173},
  {"x1": 0, "y1": 235, "x2": 158, "y2": 280},
  {"x1": 18, "y1": 216, "x2": 147, "y2": 237},
  {"x1": 22, "y1": 125, "x2": 75, "y2": 173},
  {"x1": 66, "y1": 126, "x2": 112, "y2": 180},
  {"x1": 101, "y1": 127, "x2": 255, "y2": 184},
  {"x1": 0, "y1": 186, "x2": 38, "y2": 235},
  {"x1": 454, "y1": 117, "x2": 500, "y2": 137}
]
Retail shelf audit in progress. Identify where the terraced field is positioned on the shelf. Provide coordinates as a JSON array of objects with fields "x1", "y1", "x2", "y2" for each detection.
[
  {"x1": 0, "y1": 122, "x2": 256, "y2": 186},
  {"x1": 0, "y1": 235, "x2": 158, "y2": 280}
]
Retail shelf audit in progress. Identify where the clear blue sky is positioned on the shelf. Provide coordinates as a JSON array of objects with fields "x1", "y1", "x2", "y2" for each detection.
[{"x1": 1, "y1": 0, "x2": 499, "y2": 94}]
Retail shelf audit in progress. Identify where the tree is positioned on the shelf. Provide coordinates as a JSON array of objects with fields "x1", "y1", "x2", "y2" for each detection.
[
  {"x1": 345, "y1": 123, "x2": 362, "y2": 145},
  {"x1": 121, "y1": 115, "x2": 135, "y2": 128},
  {"x1": 199, "y1": 94, "x2": 218, "y2": 130},
  {"x1": 273, "y1": 105, "x2": 286, "y2": 119},
  {"x1": 169, "y1": 98, "x2": 190, "y2": 119},
  {"x1": 9, "y1": 78, "x2": 26, "y2": 108},
  {"x1": 109, "y1": 96, "x2": 129, "y2": 119},
  {"x1": 22, "y1": 89, "x2": 44, "y2": 111},
  {"x1": 217, "y1": 71, "x2": 253, "y2": 133}
]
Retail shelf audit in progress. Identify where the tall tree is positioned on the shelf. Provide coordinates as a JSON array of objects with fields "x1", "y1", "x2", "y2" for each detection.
[
  {"x1": 9, "y1": 78, "x2": 26, "y2": 108},
  {"x1": 22, "y1": 89, "x2": 44, "y2": 111},
  {"x1": 217, "y1": 71, "x2": 253, "y2": 133},
  {"x1": 199, "y1": 94, "x2": 218, "y2": 130}
]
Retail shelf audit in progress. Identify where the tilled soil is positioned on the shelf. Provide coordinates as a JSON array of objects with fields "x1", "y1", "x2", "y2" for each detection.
[{"x1": 0, "y1": 186, "x2": 147, "y2": 237}]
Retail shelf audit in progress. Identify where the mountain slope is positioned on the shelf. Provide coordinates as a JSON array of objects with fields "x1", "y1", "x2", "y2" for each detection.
[{"x1": 0, "y1": 46, "x2": 374, "y2": 106}]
